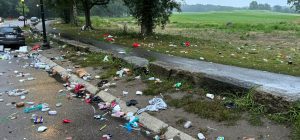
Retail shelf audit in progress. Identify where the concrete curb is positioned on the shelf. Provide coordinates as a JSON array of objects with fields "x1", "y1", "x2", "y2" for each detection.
[{"x1": 37, "y1": 52, "x2": 196, "y2": 140}]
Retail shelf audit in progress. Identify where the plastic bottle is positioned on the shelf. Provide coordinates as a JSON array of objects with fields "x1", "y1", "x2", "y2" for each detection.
[{"x1": 23, "y1": 104, "x2": 43, "y2": 113}]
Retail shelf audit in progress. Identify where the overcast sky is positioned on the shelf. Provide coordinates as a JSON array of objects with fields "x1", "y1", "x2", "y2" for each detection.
[{"x1": 184, "y1": 0, "x2": 289, "y2": 7}]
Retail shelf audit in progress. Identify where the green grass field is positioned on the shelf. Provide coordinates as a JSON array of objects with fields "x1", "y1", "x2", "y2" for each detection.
[
  {"x1": 171, "y1": 10, "x2": 299, "y2": 24},
  {"x1": 54, "y1": 10, "x2": 300, "y2": 76}
]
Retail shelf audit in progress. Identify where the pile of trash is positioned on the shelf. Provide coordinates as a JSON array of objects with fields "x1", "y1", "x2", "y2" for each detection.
[
  {"x1": 102, "y1": 33, "x2": 115, "y2": 43},
  {"x1": 97, "y1": 100, "x2": 142, "y2": 133}
]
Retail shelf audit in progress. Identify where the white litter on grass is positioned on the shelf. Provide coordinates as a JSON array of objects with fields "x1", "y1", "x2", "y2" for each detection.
[
  {"x1": 135, "y1": 76, "x2": 141, "y2": 80},
  {"x1": 136, "y1": 91, "x2": 143, "y2": 95},
  {"x1": 55, "y1": 103, "x2": 62, "y2": 107},
  {"x1": 137, "y1": 98, "x2": 167, "y2": 114},
  {"x1": 206, "y1": 93, "x2": 215, "y2": 100},
  {"x1": 197, "y1": 133, "x2": 206, "y2": 140},
  {"x1": 103, "y1": 55, "x2": 109, "y2": 62},
  {"x1": 122, "y1": 91, "x2": 128, "y2": 96},
  {"x1": 37, "y1": 126, "x2": 47, "y2": 132}
]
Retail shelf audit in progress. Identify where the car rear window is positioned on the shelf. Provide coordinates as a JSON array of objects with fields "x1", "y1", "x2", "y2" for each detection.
[{"x1": 0, "y1": 27, "x2": 21, "y2": 33}]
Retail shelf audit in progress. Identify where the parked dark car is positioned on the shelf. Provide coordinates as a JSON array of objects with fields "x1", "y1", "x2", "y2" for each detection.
[
  {"x1": 18, "y1": 16, "x2": 26, "y2": 21},
  {"x1": 0, "y1": 17, "x2": 4, "y2": 23},
  {"x1": 0, "y1": 26, "x2": 25, "y2": 47}
]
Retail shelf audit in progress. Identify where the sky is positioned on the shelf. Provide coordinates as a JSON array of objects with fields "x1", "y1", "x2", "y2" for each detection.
[{"x1": 184, "y1": 0, "x2": 289, "y2": 7}]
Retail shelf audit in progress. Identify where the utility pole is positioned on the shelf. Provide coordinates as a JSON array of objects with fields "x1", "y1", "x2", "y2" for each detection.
[
  {"x1": 40, "y1": 0, "x2": 50, "y2": 49},
  {"x1": 21, "y1": 0, "x2": 26, "y2": 27}
]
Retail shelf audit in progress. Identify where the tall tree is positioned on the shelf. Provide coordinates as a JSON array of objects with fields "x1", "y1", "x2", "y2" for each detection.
[
  {"x1": 78, "y1": 0, "x2": 110, "y2": 30},
  {"x1": 46, "y1": 0, "x2": 74, "y2": 24},
  {"x1": 288, "y1": 0, "x2": 300, "y2": 12},
  {"x1": 273, "y1": 5, "x2": 282, "y2": 12},
  {"x1": 123, "y1": 0, "x2": 181, "y2": 36},
  {"x1": 249, "y1": 1, "x2": 258, "y2": 10},
  {"x1": 16, "y1": 1, "x2": 30, "y2": 16}
]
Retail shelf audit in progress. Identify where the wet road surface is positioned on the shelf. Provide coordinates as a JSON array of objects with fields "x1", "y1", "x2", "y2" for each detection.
[{"x1": 0, "y1": 51, "x2": 151, "y2": 140}]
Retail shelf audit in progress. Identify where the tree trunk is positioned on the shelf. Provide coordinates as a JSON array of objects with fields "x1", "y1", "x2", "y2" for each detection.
[
  {"x1": 70, "y1": 0, "x2": 78, "y2": 26},
  {"x1": 140, "y1": 0, "x2": 154, "y2": 36},
  {"x1": 82, "y1": 0, "x2": 93, "y2": 30},
  {"x1": 63, "y1": 9, "x2": 71, "y2": 24},
  {"x1": 72, "y1": 0, "x2": 78, "y2": 26},
  {"x1": 141, "y1": 18, "x2": 153, "y2": 36}
]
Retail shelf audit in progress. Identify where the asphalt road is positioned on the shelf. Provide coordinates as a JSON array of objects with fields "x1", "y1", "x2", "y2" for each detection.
[
  {"x1": 0, "y1": 19, "x2": 28, "y2": 27},
  {"x1": 0, "y1": 51, "x2": 151, "y2": 139}
]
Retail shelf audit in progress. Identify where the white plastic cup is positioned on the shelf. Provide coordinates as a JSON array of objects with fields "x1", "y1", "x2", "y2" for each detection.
[{"x1": 184, "y1": 121, "x2": 192, "y2": 128}]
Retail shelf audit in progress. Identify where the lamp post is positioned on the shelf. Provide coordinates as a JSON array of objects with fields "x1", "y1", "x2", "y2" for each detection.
[
  {"x1": 36, "y1": 4, "x2": 40, "y2": 20},
  {"x1": 39, "y1": 0, "x2": 49, "y2": 49},
  {"x1": 21, "y1": 0, "x2": 25, "y2": 27}
]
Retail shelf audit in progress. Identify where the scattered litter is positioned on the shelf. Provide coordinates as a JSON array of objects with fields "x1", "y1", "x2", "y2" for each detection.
[
  {"x1": 154, "y1": 135, "x2": 160, "y2": 140},
  {"x1": 0, "y1": 99, "x2": 3, "y2": 102},
  {"x1": 24, "y1": 104, "x2": 43, "y2": 113},
  {"x1": 136, "y1": 91, "x2": 143, "y2": 95},
  {"x1": 56, "y1": 103, "x2": 62, "y2": 107},
  {"x1": 148, "y1": 77, "x2": 155, "y2": 81},
  {"x1": 135, "y1": 76, "x2": 141, "y2": 80},
  {"x1": 225, "y1": 102, "x2": 236, "y2": 109},
  {"x1": 20, "y1": 95, "x2": 26, "y2": 100},
  {"x1": 31, "y1": 45, "x2": 41, "y2": 51},
  {"x1": 16, "y1": 102, "x2": 25, "y2": 108},
  {"x1": 33, "y1": 116, "x2": 43, "y2": 124},
  {"x1": 137, "y1": 97, "x2": 167, "y2": 114},
  {"x1": 126, "y1": 100, "x2": 138, "y2": 106},
  {"x1": 37, "y1": 126, "x2": 47, "y2": 132},
  {"x1": 97, "y1": 80, "x2": 109, "y2": 87},
  {"x1": 174, "y1": 82, "x2": 182, "y2": 88},
  {"x1": 182, "y1": 41, "x2": 191, "y2": 47},
  {"x1": 48, "y1": 110, "x2": 57, "y2": 115},
  {"x1": 41, "y1": 107, "x2": 50, "y2": 112},
  {"x1": 197, "y1": 133, "x2": 206, "y2": 140},
  {"x1": 63, "y1": 119, "x2": 72, "y2": 123},
  {"x1": 132, "y1": 42, "x2": 141, "y2": 48},
  {"x1": 27, "y1": 77, "x2": 35, "y2": 81},
  {"x1": 65, "y1": 137, "x2": 72, "y2": 140},
  {"x1": 94, "y1": 112, "x2": 108, "y2": 120},
  {"x1": 122, "y1": 91, "x2": 128, "y2": 96},
  {"x1": 95, "y1": 75, "x2": 101, "y2": 79},
  {"x1": 206, "y1": 93, "x2": 215, "y2": 100},
  {"x1": 17, "y1": 46, "x2": 28, "y2": 53},
  {"x1": 76, "y1": 68, "x2": 90, "y2": 78},
  {"x1": 34, "y1": 62, "x2": 49, "y2": 69},
  {"x1": 98, "y1": 102, "x2": 110, "y2": 110},
  {"x1": 217, "y1": 136, "x2": 225, "y2": 140},
  {"x1": 103, "y1": 55, "x2": 109, "y2": 62},
  {"x1": 116, "y1": 70, "x2": 125, "y2": 77},
  {"x1": 243, "y1": 137, "x2": 255, "y2": 140},
  {"x1": 7, "y1": 89, "x2": 28, "y2": 96},
  {"x1": 100, "y1": 124, "x2": 107, "y2": 131},
  {"x1": 207, "y1": 126, "x2": 217, "y2": 131},
  {"x1": 102, "y1": 134, "x2": 112, "y2": 140},
  {"x1": 184, "y1": 121, "x2": 192, "y2": 128}
]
